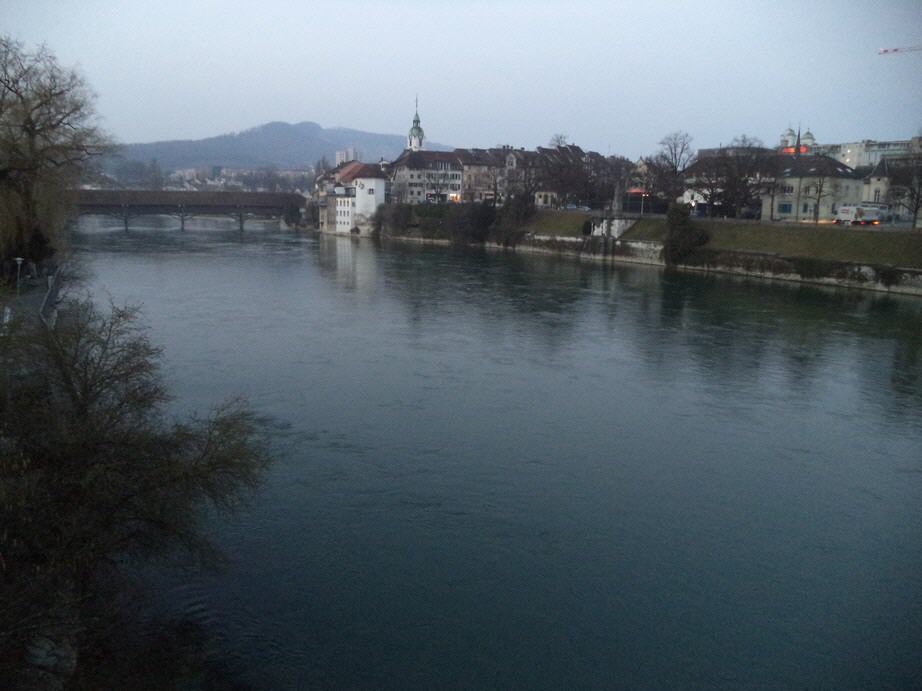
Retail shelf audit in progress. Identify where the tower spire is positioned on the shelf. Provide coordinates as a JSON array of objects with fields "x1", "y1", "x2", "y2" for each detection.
[{"x1": 407, "y1": 98, "x2": 424, "y2": 151}]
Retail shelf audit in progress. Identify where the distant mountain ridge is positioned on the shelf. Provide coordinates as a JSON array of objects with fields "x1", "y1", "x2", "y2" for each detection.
[{"x1": 118, "y1": 121, "x2": 453, "y2": 170}]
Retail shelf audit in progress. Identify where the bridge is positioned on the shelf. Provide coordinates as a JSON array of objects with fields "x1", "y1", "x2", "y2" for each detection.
[{"x1": 73, "y1": 189, "x2": 307, "y2": 231}]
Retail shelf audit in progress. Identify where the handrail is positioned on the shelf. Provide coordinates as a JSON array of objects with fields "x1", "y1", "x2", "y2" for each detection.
[{"x1": 38, "y1": 264, "x2": 62, "y2": 328}]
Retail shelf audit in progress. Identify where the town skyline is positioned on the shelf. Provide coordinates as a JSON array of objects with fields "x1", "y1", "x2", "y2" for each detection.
[
  {"x1": 110, "y1": 111, "x2": 922, "y2": 163},
  {"x1": 4, "y1": 0, "x2": 920, "y2": 159}
]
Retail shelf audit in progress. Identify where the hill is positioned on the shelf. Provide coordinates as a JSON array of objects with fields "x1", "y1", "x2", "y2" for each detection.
[{"x1": 116, "y1": 121, "x2": 453, "y2": 170}]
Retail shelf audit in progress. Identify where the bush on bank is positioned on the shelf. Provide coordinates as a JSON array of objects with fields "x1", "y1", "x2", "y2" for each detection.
[
  {"x1": 663, "y1": 203, "x2": 709, "y2": 266},
  {"x1": 373, "y1": 199, "x2": 534, "y2": 247}
]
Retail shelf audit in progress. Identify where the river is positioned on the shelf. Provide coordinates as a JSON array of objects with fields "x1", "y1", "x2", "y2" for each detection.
[{"x1": 74, "y1": 218, "x2": 922, "y2": 689}]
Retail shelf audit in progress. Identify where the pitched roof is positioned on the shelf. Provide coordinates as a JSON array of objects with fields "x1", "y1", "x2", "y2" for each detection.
[
  {"x1": 866, "y1": 158, "x2": 891, "y2": 179},
  {"x1": 686, "y1": 152, "x2": 858, "y2": 179},
  {"x1": 339, "y1": 163, "x2": 387, "y2": 182},
  {"x1": 393, "y1": 149, "x2": 463, "y2": 168},
  {"x1": 454, "y1": 148, "x2": 506, "y2": 166},
  {"x1": 776, "y1": 154, "x2": 856, "y2": 179}
]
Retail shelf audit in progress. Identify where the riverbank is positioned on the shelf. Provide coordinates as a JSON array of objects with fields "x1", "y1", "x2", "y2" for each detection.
[
  {"x1": 369, "y1": 208, "x2": 922, "y2": 296},
  {"x1": 625, "y1": 217, "x2": 922, "y2": 296},
  {"x1": 0, "y1": 267, "x2": 63, "y2": 323},
  {"x1": 624, "y1": 217, "x2": 922, "y2": 268}
]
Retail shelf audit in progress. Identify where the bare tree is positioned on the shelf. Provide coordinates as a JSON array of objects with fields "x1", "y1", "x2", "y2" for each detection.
[
  {"x1": 888, "y1": 155, "x2": 922, "y2": 230},
  {"x1": 686, "y1": 155, "x2": 725, "y2": 216},
  {"x1": 804, "y1": 175, "x2": 837, "y2": 224},
  {"x1": 506, "y1": 151, "x2": 543, "y2": 204},
  {"x1": 425, "y1": 167, "x2": 450, "y2": 202},
  {"x1": 756, "y1": 155, "x2": 783, "y2": 221},
  {"x1": 549, "y1": 133, "x2": 568, "y2": 147},
  {"x1": 0, "y1": 299, "x2": 268, "y2": 683},
  {"x1": 646, "y1": 131, "x2": 696, "y2": 203},
  {"x1": 721, "y1": 135, "x2": 768, "y2": 217},
  {"x1": 390, "y1": 178, "x2": 409, "y2": 204},
  {"x1": 0, "y1": 37, "x2": 111, "y2": 263},
  {"x1": 602, "y1": 155, "x2": 634, "y2": 211}
]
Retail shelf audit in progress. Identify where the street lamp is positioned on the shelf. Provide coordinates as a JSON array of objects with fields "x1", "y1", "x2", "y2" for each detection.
[{"x1": 14, "y1": 257, "x2": 23, "y2": 296}]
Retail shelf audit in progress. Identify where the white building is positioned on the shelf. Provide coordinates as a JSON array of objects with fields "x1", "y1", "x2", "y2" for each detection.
[
  {"x1": 777, "y1": 127, "x2": 922, "y2": 170},
  {"x1": 320, "y1": 162, "x2": 387, "y2": 236},
  {"x1": 816, "y1": 137, "x2": 922, "y2": 169},
  {"x1": 350, "y1": 168, "x2": 387, "y2": 234},
  {"x1": 335, "y1": 147, "x2": 361, "y2": 166}
]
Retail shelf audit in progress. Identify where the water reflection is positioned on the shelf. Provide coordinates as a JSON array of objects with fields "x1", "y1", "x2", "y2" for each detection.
[
  {"x1": 358, "y1": 240, "x2": 922, "y2": 419},
  {"x1": 314, "y1": 233, "x2": 379, "y2": 293}
]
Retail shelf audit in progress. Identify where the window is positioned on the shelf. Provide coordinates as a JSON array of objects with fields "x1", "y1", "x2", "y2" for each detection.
[
  {"x1": 781, "y1": 185, "x2": 794, "y2": 194},
  {"x1": 802, "y1": 203, "x2": 809, "y2": 213},
  {"x1": 368, "y1": 188, "x2": 374, "y2": 195},
  {"x1": 873, "y1": 189, "x2": 880, "y2": 202},
  {"x1": 778, "y1": 203, "x2": 792, "y2": 214}
]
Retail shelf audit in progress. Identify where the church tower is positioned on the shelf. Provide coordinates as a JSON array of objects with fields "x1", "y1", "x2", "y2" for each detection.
[{"x1": 407, "y1": 98, "x2": 424, "y2": 151}]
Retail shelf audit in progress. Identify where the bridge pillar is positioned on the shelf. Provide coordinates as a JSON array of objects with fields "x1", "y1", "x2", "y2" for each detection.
[{"x1": 179, "y1": 204, "x2": 186, "y2": 231}]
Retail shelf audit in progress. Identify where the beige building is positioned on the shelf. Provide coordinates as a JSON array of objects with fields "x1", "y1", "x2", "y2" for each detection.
[
  {"x1": 390, "y1": 150, "x2": 464, "y2": 204},
  {"x1": 762, "y1": 155, "x2": 861, "y2": 222},
  {"x1": 455, "y1": 148, "x2": 508, "y2": 203}
]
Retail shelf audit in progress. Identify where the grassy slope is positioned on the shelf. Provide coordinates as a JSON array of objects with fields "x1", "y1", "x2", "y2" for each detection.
[
  {"x1": 521, "y1": 210, "x2": 591, "y2": 237},
  {"x1": 620, "y1": 218, "x2": 668, "y2": 241},
  {"x1": 621, "y1": 219, "x2": 922, "y2": 269}
]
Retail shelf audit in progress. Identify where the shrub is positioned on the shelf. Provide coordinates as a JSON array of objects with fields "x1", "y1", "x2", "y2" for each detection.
[
  {"x1": 443, "y1": 203, "x2": 496, "y2": 244},
  {"x1": 875, "y1": 266, "x2": 902, "y2": 287},
  {"x1": 662, "y1": 203, "x2": 709, "y2": 265},
  {"x1": 373, "y1": 203, "x2": 414, "y2": 237}
]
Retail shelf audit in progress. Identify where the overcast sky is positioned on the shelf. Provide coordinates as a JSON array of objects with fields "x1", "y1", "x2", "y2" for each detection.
[{"x1": 3, "y1": 0, "x2": 921, "y2": 158}]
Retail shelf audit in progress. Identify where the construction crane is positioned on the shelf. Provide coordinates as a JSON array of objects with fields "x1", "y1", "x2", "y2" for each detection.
[{"x1": 878, "y1": 45, "x2": 922, "y2": 55}]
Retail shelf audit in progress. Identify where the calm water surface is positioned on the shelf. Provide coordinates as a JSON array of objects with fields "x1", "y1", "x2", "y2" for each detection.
[{"x1": 75, "y1": 219, "x2": 922, "y2": 689}]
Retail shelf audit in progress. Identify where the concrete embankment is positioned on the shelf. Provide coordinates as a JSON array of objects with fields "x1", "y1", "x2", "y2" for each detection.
[
  {"x1": 623, "y1": 217, "x2": 922, "y2": 297},
  {"x1": 671, "y1": 248, "x2": 922, "y2": 297},
  {"x1": 511, "y1": 231, "x2": 922, "y2": 297},
  {"x1": 377, "y1": 225, "x2": 922, "y2": 297}
]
